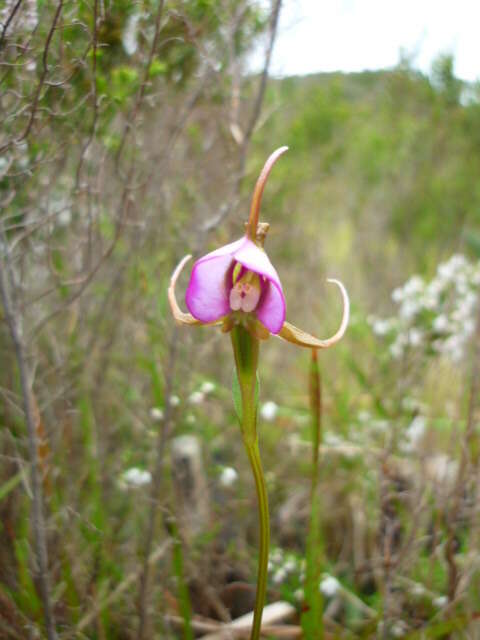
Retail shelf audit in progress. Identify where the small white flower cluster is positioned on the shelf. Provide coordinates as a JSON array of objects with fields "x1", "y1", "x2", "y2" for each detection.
[
  {"x1": 369, "y1": 254, "x2": 480, "y2": 363},
  {"x1": 293, "y1": 574, "x2": 341, "y2": 604},
  {"x1": 150, "y1": 406, "x2": 164, "y2": 421},
  {"x1": 188, "y1": 380, "x2": 216, "y2": 405},
  {"x1": 320, "y1": 574, "x2": 341, "y2": 597},
  {"x1": 118, "y1": 467, "x2": 151, "y2": 489},
  {"x1": 260, "y1": 400, "x2": 278, "y2": 422},
  {"x1": 219, "y1": 466, "x2": 238, "y2": 487},
  {"x1": 268, "y1": 547, "x2": 304, "y2": 586}
]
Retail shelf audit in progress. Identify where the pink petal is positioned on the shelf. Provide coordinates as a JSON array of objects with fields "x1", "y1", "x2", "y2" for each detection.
[
  {"x1": 185, "y1": 255, "x2": 231, "y2": 322},
  {"x1": 256, "y1": 282, "x2": 286, "y2": 334},
  {"x1": 233, "y1": 239, "x2": 286, "y2": 334},
  {"x1": 185, "y1": 237, "x2": 246, "y2": 323},
  {"x1": 185, "y1": 236, "x2": 286, "y2": 333},
  {"x1": 197, "y1": 237, "x2": 246, "y2": 261}
]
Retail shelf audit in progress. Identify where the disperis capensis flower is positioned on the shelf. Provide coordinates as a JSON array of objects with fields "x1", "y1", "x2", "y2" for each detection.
[{"x1": 168, "y1": 146, "x2": 349, "y2": 348}]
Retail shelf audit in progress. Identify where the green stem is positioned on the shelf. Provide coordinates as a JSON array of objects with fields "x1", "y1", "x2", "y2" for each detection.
[
  {"x1": 230, "y1": 325, "x2": 269, "y2": 640},
  {"x1": 302, "y1": 349, "x2": 323, "y2": 638},
  {"x1": 244, "y1": 438, "x2": 270, "y2": 640}
]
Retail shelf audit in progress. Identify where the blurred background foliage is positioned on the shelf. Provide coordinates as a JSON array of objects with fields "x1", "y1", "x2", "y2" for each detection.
[{"x1": 1, "y1": 0, "x2": 480, "y2": 638}]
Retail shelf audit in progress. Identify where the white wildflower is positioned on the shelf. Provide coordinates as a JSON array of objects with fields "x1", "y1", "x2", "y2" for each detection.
[
  {"x1": 294, "y1": 588, "x2": 304, "y2": 602},
  {"x1": 273, "y1": 568, "x2": 287, "y2": 584},
  {"x1": 169, "y1": 395, "x2": 180, "y2": 407},
  {"x1": 320, "y1": 575, "x2": 340, "y2": 597},
  {"x1": 200, "y1": 381, "x2": 215, "y2": 394},
  {"x1": 120, "y1": 467, "x2": 151, "y2": 488},
  {"x1": 219, "y1": 466, "x2": 238, "y2": 487},
  {"x1": 150, "y1": 407, "x2": 164, "y2": 421},
  {"x1": 433, "y1": 315, "x2": 449, "y2": 332},
  {"x1": 392, "y1": 287, "x2": 404, "y2": 303},
  {"x1": 428, "y1": 277, "x2": 445, "y2": 298},
  {"x1": 283, "y1": 558, "x2": 296, "y2": 573},
  {"x1": 403, "y1": 275, "x2": 425, "y2": 297},
  {"x1": 390, "y1": 334, "x2": 407, "y2": 359},
  {"x1": 433, "y1": 595, "x2": 447, "y2": 608},
  {"x1": 421, "y1": 289, "x2": 439, "y2": 310},
  {"x1": 260, "y1": 401, "x2": 278, "y2": 422},
  {"x1": 188, "y1": 391, "x2": 205, "y2": 405},
  {"x1": 408, "y1": 328, "x2": 423, "y2": 346},
  {"x1": 399, "y1": 298, "x2": 419, "y2": 320},
  {"x1": 372, "y1": 318, "x2": 392, "y2": 336},
  {"x1": 441, "y1": 334, "x2": 465, "y2": 362}
]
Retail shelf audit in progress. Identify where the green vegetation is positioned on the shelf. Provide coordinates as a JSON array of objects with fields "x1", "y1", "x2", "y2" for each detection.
[{"x1": 1, "y1": 0, "x2": 480, "y2": 637}]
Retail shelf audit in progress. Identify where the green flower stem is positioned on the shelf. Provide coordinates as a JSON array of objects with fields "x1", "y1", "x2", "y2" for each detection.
[
  {"x1": 244, "y1": 437, "x2": 270, "y2": 640},
  {"x1": 231, "y1": 325, "x2": 269, "y2": 640},
  {"x1": 302, "y1": 349, "x2": 324, "y2": 638}
]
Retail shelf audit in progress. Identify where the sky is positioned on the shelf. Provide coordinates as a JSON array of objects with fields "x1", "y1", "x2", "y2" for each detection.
[{"x1": 265, "y1": 0, "x2": 480, "y2": 81}]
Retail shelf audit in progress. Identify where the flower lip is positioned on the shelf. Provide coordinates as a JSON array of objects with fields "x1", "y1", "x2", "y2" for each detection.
[{"x1": 185, "y1": 236, "x2": 286, "y2": 334}]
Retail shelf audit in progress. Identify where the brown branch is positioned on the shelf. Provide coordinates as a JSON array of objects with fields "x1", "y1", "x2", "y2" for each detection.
[
  {"x1": 244, "y1": 0, "x2": 282, "y2": 143},
  {"x1": 0, "y1": 0, "x2": 24, "y2": 48}
]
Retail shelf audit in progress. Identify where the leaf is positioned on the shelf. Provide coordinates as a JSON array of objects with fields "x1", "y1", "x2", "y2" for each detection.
[
  {"x1": 232, "y1": 368, "x2": 242, "y2": 422},
  {"x1": 232, "y1": 370, "x2": 260, "y2": 424},
  {"x1": 149, "y1": 59, "x2": 167, "y2": 78}
]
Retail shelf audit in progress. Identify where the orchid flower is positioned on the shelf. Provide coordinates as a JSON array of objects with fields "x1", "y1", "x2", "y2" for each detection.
[
  {"x1": 169, "y1": 146, "x2": 349, "y2": 346},
  {"x1": 168, "y1": 147, "x2": 349, "y2": 640}
]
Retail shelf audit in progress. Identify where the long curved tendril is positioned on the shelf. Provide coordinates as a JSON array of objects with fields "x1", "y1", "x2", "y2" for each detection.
[
  {"x1": 246, "y1": 146, "x2": 288, "y2": 241},
  {"x1": 168, "y1": 255, "x2": 224, "y2": 327},
  {"x1": 168, "y1": 255, "x2": 201, "y2": 326},
  {"x1": 278, "y1": 278, "x2": 350, "y2": 349}
]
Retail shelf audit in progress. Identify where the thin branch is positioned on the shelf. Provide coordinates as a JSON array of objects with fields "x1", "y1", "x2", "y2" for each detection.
[
  {"x1": 0, "y1": 239, "x2": 57, "y2": 640},
  {"x1": 0, "y1": 0, "x2": 24, "y2": 49},
  {"x1": 202, "y1": 0, "x2": 283, "y2": 234},
  {"x1": 244, "y1": 0, "x2": 282, "y2": 143}
]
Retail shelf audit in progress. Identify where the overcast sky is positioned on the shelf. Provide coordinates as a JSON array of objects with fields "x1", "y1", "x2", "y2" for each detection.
[{"x1": 265, "y1": 0, "x2": 480, "y2": 81}]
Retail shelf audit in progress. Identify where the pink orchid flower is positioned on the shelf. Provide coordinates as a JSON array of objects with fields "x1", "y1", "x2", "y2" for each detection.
[{"x1": 168, "y1": 146, "x2": 349, "y2": 348}]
